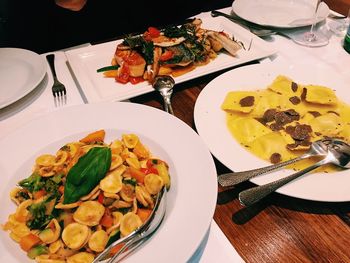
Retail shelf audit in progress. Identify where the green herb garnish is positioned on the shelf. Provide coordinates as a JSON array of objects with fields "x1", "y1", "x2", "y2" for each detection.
[{"x1": 63, "y1": 147, "x2": 111, "y2": 204}]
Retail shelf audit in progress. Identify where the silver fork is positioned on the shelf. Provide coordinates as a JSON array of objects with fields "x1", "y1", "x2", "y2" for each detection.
[
  {"x1": 93, "y1": 187, "x2": 167, "y2": 263},
  {"x1": 46, "y1": 54, "x2": 67, "y2": 99}
]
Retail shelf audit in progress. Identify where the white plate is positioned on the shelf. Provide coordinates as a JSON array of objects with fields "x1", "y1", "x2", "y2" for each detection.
[
  {"x1": 0, "y1": 102, "x2": 217, "y2": 262},
  {"x1": 65, "y1": 16, "x2": 276, "y2": 103},
  {"x1": 0, "y1": 48, "x2": 46, "y2": 109},
  {"x1": 194, "y1": 62, "x2": 350, "y2": 202},
  {"x1": 232, "y1": 0, "x2": 330, "y2": 28}
]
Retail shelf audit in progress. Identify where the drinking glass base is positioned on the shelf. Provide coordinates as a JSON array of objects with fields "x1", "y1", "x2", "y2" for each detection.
[{"x1": 292, "y1": 31, "x2": 329, "y2": 47}]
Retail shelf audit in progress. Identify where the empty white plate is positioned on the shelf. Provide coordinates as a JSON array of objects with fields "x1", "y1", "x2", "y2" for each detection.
[{"x1": 0, "y1": 48, "x2": 46, "y2": 109}]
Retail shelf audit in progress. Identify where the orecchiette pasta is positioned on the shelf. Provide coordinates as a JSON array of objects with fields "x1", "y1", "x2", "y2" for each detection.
[{"x1": 2, "y1": 131, "x2": 170, "y2": 261}]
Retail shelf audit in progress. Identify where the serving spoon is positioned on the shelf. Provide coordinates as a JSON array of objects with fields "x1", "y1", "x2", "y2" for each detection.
[
  {"x1": 238, "y1": 139, "x2": 350, "y2": 206},
  {"x1": 218, "y1": 139, "x2": 329, "y2": 187},
  {"x1": 152, "y1": 75, "x2": 175, "y2": 115}
]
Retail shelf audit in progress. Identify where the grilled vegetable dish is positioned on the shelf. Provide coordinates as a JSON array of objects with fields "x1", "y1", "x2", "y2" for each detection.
[
  {"x1": 98, "y1": 18, "x2": 243, "y2": 84},
  {"x1": 2, "y1": 130, "x2": 171, "y2": 262}
]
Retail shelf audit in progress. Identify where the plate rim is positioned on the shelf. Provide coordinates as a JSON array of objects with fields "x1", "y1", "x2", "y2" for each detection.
[
  {"x1": 194, "y1": 62, "x2": 350, "y2": 202},
  {"x1": 231, "y1": 0, "x2": 330, "y2": 28},
  {"x1": 0, "y1": 47, "x2": 47, "y2": 109}
]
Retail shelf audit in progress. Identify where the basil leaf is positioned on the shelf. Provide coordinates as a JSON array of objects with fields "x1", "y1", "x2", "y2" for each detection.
[{"x1": 63, "y1": 147, "x2": 111, "y2": 204}]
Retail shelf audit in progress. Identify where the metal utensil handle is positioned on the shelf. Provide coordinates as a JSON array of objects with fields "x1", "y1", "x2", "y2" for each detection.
[
  {"x1": 108, "y1": 187, "x2": 166, "y2": 262},
  {"x1": 163, "y1": 93, "x2": 174, "y2": 115},
  {"x1": 165, "y1": 99, "x2": 174, "y2": 115},
  {"x1": 93, "y1": 188, "x2": 165, "y2": 263},
  {"x1": 211, "y1": 10, "x2": 243, "y2": 22},
  {"x1": 218, "y1": 153, "x2": 310, "y2": 187},
  {"x1": 238, "y1": 158, "x2": 329, "y2": 206},
  {"x1": 46, "y1": 54, "x2": 57, "y2": 77},
  {"x1": 211, "y1": 10, "x2": 269, "y2": 30},
  {"x1": 108, "y1": 235, "x2": 143, "y2": 263}
]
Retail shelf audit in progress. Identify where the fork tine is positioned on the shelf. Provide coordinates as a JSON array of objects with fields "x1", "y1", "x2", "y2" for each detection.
[{"x1": 46, "y1": 54, "x2": 67, "y2": 103}]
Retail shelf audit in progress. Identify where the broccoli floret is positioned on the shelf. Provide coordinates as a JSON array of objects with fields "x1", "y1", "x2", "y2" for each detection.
[
  {"x1": 26, "y1": 200, "x2": 53, "y2": 230},
  {"x1": 18, "y1": 173, "x2": 44, "y2": 193},
  {"x1": 122, "y1": 178, "x2": 137, "y2": 186},
  {"x1": 19, "y1": 173, "x2": 63, "y2": 198}
]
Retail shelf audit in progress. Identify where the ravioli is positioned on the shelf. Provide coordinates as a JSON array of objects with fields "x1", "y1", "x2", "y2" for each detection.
[
  {"x1": 222, "y1": 75, "x2": 350, "y2": 171},
  {"x1": 221, "y1": 91, "x2": 259, "y2": 113},
  {"x1": 268, "y1": 75, "x2": 302, "y2": 97},
  {"x1": 227, "y1": 117, "x2": 271, "y2": 145},
  {"x1": 304, "y1": 85, "x2": 338, "y2": 105}
]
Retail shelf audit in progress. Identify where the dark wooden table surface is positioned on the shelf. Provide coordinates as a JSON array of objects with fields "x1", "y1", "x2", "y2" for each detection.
[{"x1": 131, "y1": 1, "x2": 350, "y2": 262}]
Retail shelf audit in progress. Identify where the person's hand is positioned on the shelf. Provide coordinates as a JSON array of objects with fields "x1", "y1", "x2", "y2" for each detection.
[{"x1": 55, "y1": 0, "x2": 87, "y2": 11}]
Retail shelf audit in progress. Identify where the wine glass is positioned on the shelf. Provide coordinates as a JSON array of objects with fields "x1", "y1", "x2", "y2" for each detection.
[
  {"x1": 292, "y1": 0, "x2": 329, "y2": 47},
  {"x1": 329, "y1": 9, "x2": 350, "y2": 36}
]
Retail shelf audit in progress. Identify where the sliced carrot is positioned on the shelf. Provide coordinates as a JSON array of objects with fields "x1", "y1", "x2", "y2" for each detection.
[
  {"x1": 110, "y1": 243, "x2": 126, "y2": 255},
  {"x1": 58, "y1": 185, "x2": 65, "y2": 195},
  {"x1": 127, "y1": 167, "x2": 145, "y2": 184},
  {"x1": 100, "y1": 209, "x2": 113, "y2": 228},
  {"x1": 103, "y1": 70, "x2": 119, "y2": 78},
  {"x1": 79, "y1": 130, "x2": 105, "y2": 143},
  {"x1": 20, "y1": 233, "x2": 41, "y2": 252},
  {"x1": 137, "y1": 208, "x2": 152, "y2": 223},
  {"x1": 33, "y1": 190, "x2": 46, "y2": 200}
]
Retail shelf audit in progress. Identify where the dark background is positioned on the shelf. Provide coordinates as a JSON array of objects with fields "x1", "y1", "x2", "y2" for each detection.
[{"x1": 0, "y1": 0, "x2": 232, "y2": 54}]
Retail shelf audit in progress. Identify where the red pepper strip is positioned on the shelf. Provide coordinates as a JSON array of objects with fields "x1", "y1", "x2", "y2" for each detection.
[
  {"x1": 159, "y1": 50, "x2": 174, "y2": 61},
  {"x1": 97, "y1": 191, "x2": 104, "y2": 204},
  {"x1": 140, "y1": 167, "x2": 159, "y2": 175}
]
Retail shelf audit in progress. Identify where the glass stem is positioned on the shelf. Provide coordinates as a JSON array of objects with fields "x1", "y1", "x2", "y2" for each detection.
[{"x1": 310, "y1": 0, "x2": 322, "y2": 34}]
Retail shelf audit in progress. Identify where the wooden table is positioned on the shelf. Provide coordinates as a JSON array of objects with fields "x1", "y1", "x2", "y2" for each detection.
[{"x1": 131, "y1": 2, "x2": 350, "y2": 262}]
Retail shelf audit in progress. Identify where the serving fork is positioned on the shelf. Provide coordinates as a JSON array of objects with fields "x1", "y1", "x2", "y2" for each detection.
[
  {"x1": 93, "y1": 187, "x2": 167, "y2": 263},
  {"x1": 46, "y1": 54, "x2": 67, "y2": 100}
]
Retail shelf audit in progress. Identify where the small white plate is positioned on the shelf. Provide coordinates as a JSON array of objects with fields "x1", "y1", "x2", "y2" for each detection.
[
  {"x1": 0, "y1": 48, "x2": 46, "y2": 109},
  {"x1": 0, "y1": 102, "x2": 218, "y2": 262},
  {"x1": 232, "y1": 0, "x2": 330, "y2": 28},
  {"x1": 194, "y1": 62, "x2": 350, "y2": 202},
  {"x1": 65, "y1": 16, "x2": 276, "y2": 103}
]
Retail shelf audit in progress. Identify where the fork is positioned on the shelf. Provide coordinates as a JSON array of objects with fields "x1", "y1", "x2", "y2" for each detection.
[
  {"x1": 93, "y1": 187, "x2": 167, "y2": 263},
  {"x1": 46, "y1": 54, "x2": 67, "y2": 98}
]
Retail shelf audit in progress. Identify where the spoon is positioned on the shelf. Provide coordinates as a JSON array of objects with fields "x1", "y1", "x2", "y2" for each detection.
[
  {"x1": 211, "y1": 10, "x2": 277, "y2": 37},
  {"x1": 218, "y1": 139, "x2": 329, "y2": 187},
  {"x1": 238, "y1": 139, "x2": 350, "y2": 206},
  {"x1": 152, "y1": 75, "x2": 175, "y2": 115}
]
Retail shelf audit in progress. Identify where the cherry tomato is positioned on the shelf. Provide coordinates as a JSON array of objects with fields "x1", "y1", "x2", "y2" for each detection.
[
  {"x1": 148, "y1": 26, "x2": 160, "y2": 38},
  {"x1": 146, "y1": 159, "x2": 159, "y2": 168},
  {"x1": 140, "y1": 167, "x2": 159, "y2": 175},
  {"x1": 115, "y1": 63, "x2": 129, "y2": 84},
  {"x1": 129, "y1": 77, "x2": 144, "y2": 84}
]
